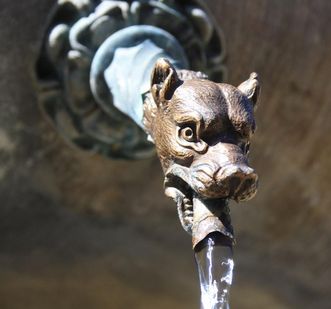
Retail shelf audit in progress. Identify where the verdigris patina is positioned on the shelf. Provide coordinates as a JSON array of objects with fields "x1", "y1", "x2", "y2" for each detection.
[{"x1": 36, "y1": 0, "x2": 225, "y2": 159}]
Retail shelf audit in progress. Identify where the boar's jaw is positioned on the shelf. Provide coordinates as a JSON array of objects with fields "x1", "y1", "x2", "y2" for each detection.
[
  {"x1": 163, "y1": 160, "x2": 257, "y2": 245},
  {"x1": 164, "y1": 164, "x2": 233, "y2": 247},
  {"x1": 164, "y1": 165, "x2": 195, "y2": 234},
  {"x1": 164, "y1": 164, "x2": 229, "y2": 235}
]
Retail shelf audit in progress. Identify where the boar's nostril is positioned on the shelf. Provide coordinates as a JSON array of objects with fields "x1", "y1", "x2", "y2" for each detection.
[
  {"x1": 228, "y1": 176, "x2": 242, "y2": 196},
  {"x1": 241, "y1": 177, "x2": 254, "y2": 191},
  {"x1": 214, "y1": 164, "x2": 258, "y2": 199},
  {"x1": 234, "y1": 174, "x2": 259, "y2": 201}
]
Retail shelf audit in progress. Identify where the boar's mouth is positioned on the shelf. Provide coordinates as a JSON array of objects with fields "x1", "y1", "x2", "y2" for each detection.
[
  {"x1": 191, "y1": 162, "x2": 259, "y2": 202},
  {"x1": 164, "y1": 164, "x2": 230, "y2": 234},
  {"x1": 164, "y1": 171, "x2": 195, "y2": 234},
  {"x1": 164, "y1": 162, "x2": 257, "y2": 237}
]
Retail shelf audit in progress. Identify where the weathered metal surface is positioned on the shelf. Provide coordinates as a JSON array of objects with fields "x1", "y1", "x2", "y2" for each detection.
[
  {"x1": 96, "y1": 25, "x2": 188, "y2": 127},
  {"x1": 143, "y1": 59, "x2": 260, "y2": 248},
  {"x1": 1, "y1": 0, "x2": 331, "y2": 308},
  {"x1": 36, "y1": 0, "x2": 225, "y2": 159}
]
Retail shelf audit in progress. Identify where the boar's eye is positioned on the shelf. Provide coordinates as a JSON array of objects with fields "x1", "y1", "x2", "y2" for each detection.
[
  {"x1": 179, "y1": 126, "x2": 196, "y2": 142},
  {"x1": 177, "y1": 124, "x2": 208, "y2": 153}
]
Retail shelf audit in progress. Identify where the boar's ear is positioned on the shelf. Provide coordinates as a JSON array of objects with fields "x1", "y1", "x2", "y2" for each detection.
[
  {"x1": 151, "y1": 58, "x2": 182, "y2": 106},
  {"x1": 238, "y1": 72, "x2": 260, "y2": 108}
]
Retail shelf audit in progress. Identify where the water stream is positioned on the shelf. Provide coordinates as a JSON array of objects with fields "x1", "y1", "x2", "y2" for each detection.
[{"x1": 194, "y1": 233, "x2": 234, "y2": 309}]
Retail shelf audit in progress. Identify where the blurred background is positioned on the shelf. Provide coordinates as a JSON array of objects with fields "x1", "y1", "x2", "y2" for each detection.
[{"x1": 0, "y1": 0, "x2": 330, "y2": 308}]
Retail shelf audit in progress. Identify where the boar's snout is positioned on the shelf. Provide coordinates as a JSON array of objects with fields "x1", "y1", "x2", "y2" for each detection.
[
  {"x1": 215, "y1": 164, "x2": 258, "y2": 201},
  {"x1": 191, "y1": 163, "x2": 258, "y2": 201},
  {"x1": 190, "y1": 144, "x2": 258, "y2": 201}
]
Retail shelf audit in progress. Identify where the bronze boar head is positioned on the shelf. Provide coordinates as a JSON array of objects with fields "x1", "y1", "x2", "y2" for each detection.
[{"x1": 143, "y1": 59, "x2": 260, "y2": 245}]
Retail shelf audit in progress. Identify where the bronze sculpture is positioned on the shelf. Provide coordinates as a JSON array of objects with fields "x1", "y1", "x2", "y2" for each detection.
[
  {"x1": 36, "y1": 1, "x2": 261, "y2": 306},
  {"x1": 144, "y1": 59, "x2": 260, "y2": 248}
]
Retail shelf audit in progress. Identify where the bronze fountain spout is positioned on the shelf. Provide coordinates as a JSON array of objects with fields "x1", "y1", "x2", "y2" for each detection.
[
  {"x1": 143, "y1": 58, "x2": 260, "y2": 249},
  {"x1": 140, "y1": 59, "x2": 260, "y2": 308},
  {"x1": 36, "y1": 1, "x2": 261, "y2": 307}
]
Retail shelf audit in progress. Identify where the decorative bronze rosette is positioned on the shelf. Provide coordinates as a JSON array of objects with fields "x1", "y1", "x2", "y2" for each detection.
[{"x1": 36, "y1": 0, "x2": 226, "y2": 159}]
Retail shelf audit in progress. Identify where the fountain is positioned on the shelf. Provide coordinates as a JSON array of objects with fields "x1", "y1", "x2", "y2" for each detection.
[
  {"x1": 195, "y1": 233, "x2": 234, "y2": 309},
  {"x1": 36, "y1": 1, "x2": 261, "y2": 307}
]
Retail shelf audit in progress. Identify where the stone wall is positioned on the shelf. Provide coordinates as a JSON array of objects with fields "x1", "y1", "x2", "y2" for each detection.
[{"x1": 0, "y1": 0, "x2": 330, "y2": 308}]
